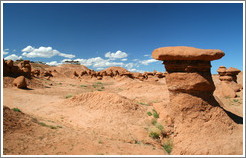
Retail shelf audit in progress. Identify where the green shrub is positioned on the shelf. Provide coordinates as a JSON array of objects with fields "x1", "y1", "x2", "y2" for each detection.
[
  {"x1": 138, "y1": 102, "x2": 150, "y2": 106},
  {"x1": 147, "y1": 111, "x2": 152, "y2": 116},
  {"x1": 162, "y1": 141, "x2": 173, "y2": 154},
  {"x1": 101, "y1": 86, "x2": 105, "y2": 89},
  {"x1": 12, "y1": 108, "x2": 21, "y2": 112},
  {"x1": 96, "y1": 82, "x2": 102, "y2": 84},
  {"x1": 155, "y1": 123, "x2": 164, "y2": 131},
  {"x1": 148, "y1": 127, "x2": 161, "y2": 139},
  {"x1": 80, "y1": 84, "x2": 87, "y2": 87},
  {"x1": 97, "y1": 89, "x2": 103, "y2": 91},
  {"x1": 233, "y1": 99, "x2": 239, "y2": 102},
  {"x1": 151, "y1": 119, "x2": 157, "y2": 125},
  {"x1": 65, "y1": 94, "x2": 72, "y2": 99},
  {"x1": 149, "y1": 131, "x2": 160, "y2": 139},
  {"x1": 152, "y1": 109, "x2": 159, "y2": 118}
]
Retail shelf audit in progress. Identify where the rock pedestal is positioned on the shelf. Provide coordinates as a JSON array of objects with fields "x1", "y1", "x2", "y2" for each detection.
[
  {"x1": 216, "y1": 66, "x2": 242, "y2": 98},
  {"x1": 152, "y1": 47, "x2": 224, "y2": 112},
  {"x1": 152, "y1": 46, "x2": 242, "y2": 154}
]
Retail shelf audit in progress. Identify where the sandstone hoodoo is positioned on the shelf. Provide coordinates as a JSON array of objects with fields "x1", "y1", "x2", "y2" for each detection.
[
  {"x1": 152, "y1": 46, "x2": 242, "y2": 154},
  {"x1": 216, "y1": 66, "x2": 242, "y2": 98}
]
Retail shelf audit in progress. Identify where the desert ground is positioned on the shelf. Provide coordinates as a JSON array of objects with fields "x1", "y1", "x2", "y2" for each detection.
[{"x1": 3, "y1": 61, "x2": 244, "y2": 155}]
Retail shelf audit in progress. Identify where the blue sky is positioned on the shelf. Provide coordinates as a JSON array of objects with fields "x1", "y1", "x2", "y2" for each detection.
[{"x1": 3, "y1": 3, "x2": 243, "y2": 74}]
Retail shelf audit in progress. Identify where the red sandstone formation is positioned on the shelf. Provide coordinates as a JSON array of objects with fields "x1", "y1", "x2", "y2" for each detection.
[
  {"x1": 216, "y1": 66, "x2": 242, "y2": 98},
  {"x1": 152, "y1": 46, "x2": 242, "y2": 154}
]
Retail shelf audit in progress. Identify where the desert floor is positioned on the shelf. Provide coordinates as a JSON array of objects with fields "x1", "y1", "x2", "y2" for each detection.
[{"x1": 3, "y1": 71, "x2": 243, "y2": 155}]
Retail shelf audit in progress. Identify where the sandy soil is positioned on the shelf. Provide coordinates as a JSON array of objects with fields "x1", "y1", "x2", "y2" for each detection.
[{"x1": 2, "y1": 66, "x2": 243, "y2": 155}]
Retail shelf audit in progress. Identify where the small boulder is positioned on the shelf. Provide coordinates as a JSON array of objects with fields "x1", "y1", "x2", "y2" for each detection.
[{"x1": 13, "y1": 76, "x2": 27, "y2": 89}]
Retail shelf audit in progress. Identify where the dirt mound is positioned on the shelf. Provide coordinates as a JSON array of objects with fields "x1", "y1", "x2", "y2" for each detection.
[
  {"x1": 66, "y1": 91, "x2": 143, "y2": 114},
  {"x1": 3, "y1": 106, "x2": 35, "y2": 134}
]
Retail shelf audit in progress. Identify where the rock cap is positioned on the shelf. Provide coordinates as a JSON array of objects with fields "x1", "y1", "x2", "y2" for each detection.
[{"x1": 152, "y1": 46, "x2": 225, "y2": 61}]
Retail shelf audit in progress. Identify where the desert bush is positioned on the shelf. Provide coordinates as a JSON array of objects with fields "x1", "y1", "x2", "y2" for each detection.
[
  {"x1": 138, "y1": 102, "x2": 150, "y2": 106},
  {"x1": 151, "y1": 119, "x2": 157, "y2": 125},
  {"x1": 97, "y1": 89, "x2": 103, "y2": 91},
  {"x1": 148, "y1": 127, "x2": 161, "y2": 139},
  {"x1": 65, "y1": 94, "x2": 73, "y2": 99},
  {"x1": 96, "y1": 82, "x2": 102, "y2": 84},
  {"x1": 80, "y1": 84, "x2": 87, "y2": 87},
  {"x1": 155, "y1": 123, "x2": 164, "y2": 131},
  {"x1": 162, "y1": 140, "x2": 173, "y2": 154},
  {"x1": 147, "y1": 111, "x2": 152, "y2": 116},
  {"x1": 152, "y1": 109, "x2": 159, "y2": 118},
  {"x1": 12, "y1": 108, "x2": 21, "y2": 112}
]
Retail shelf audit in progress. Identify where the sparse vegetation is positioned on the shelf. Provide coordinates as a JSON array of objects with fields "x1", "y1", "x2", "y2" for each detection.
[
  {"x1": 151, "y1": 119, "x2": 157, "y2": 125},
  {"x1": 149, "y1": 131, "x2": 160, "y2": 139},
  {"x1": 138, "y1": 102, "x2": 150, "y2": 106},
  {"x1": 162, "y1": 140, "x2": 173, "y2": 154},
  {"x1": 96, "y1": 82, "x2": 102, "y2": 84},
  {"x1": 155, "y1": 123, "x2": 164, "y2": 131},
  {"x1": 65, "y1": 94, "x2": 73, "y2": 99},
  {"x1": 152, "y1": 109, "x2": 159, "y2": 118},
  {"x1": 233, "y1": 99, "x2": 239, "y2": 102},
  {"x1": 12, "y1": 108, "x2": 21, "y2": 112},
  {"x1": 97, "y1": 89, "x2": 103, "y2": 91},
  {"x1": 147, "y1": 111, "x2": 152, "y2": 116},
  {"x1": 80, "y1": 84, "x2": 87, "y2": 87},
  {"x1": 98, "y1": 140, "x2": 102, "y2": 144}
]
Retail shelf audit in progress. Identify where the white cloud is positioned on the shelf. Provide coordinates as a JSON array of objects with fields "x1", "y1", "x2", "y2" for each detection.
[
  {"x1": 105, "y1": 50, "x2": 128, "y2": 60},
  {"x1": 139, "y1": 59, "x2": 158, "y2": 65},
  {"x1": 144, "y1": 54, "x2": 150, "y2": 57},
  {"x1": 121, "y1": 58, "x2": 127, "y2": 61},
  {"x1": 4, "y1": 54, "x2": 22, "y2": 61},
  {"x1": 73, "y1": 57, "x2": 124, "y2": 68},
  {"x1": 125, "y1": 63, "x2": 134, "y2": 69},
  {"x1": 96, "y1": 67, "x2": 104, "y2": 71},
  {"x1": 128, "y1": 69, "x2": 144, "y2": 73},
  {"x1": 4, "y1": 49, "x2": 9, "y2": 51},
  {"x1": 46, "y1": 61, "x2": 62, "y2": 66},
  {"x1": 13, "y1": 49, "x2": 16, "y2": 52},
  {"x1": 21, "y1": 46, "x2": 75, "y2": 58},
  {"x1": 133, "y1": 59, "x2": 139, "y2": 61},
  {"x1": 3, "y1": 51, "x2": 9, "y2": 55}
]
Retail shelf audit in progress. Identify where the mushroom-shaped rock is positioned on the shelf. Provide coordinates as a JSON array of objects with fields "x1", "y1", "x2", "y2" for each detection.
[
  {"x1": 217, "y1": 66, "x2": 227, "y2": 76},
  {"x1": 226, "y1": 67, "x2": 241, "y2": 82},
  {"x1": 152, "y1": 46, "x2": 225, "y2": 61},
  {"x1": 13, "y1": 76, "x2": 27, "y2": 89},
  {"x1": 151, "y1": 46, "x2": 240, "y2": 154}
]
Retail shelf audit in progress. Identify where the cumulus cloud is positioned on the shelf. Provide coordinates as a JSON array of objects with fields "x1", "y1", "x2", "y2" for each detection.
[
  {"x1": 105, "y1": 50, "x2": 128, "y2": 60},
  {"x1": 46, "y1": 61, "x2": 62, "y2": 66},
  {"x1": 3, "y1": 50, "x2": 9, "y2": 55},
  {"x1": 128, "y1": 68, "x2": 144, "y2": 73},
  {"x1": 121, "y1": 58, "x2": 127, "y2": 61},
  {"x1": 144, "y1": 54, "x2": 150, "y2": 57},
  {"x1": 4, "y1": 54, "x2": 22, "y2": 61},
  {"x1": 139, "y1": 59, "x2": 158, "y2": 65},
  {"x1": 125, "y1": 63, "x2": 134, "y2": 69},
  {"x1": 74, "y1": 57, "x2": 124, "y2": 68},
  {"x1": 21, "y1": 46, "x2": 75, "y2": 58},
  {"x1": 96, "y1": 67, "x2": 104, "y2": 71}
]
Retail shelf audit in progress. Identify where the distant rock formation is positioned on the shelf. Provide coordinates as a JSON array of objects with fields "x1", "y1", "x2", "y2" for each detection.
[{"x1": 216, "y1": 66, "x2": 242, "y2": 98}]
